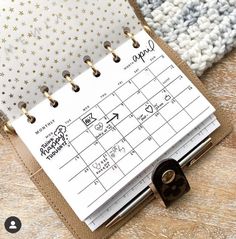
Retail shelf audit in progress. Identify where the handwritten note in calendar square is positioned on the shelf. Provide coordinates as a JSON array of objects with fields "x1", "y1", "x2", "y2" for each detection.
[{"x1": 12, "y1": 30, "x2": 215, "y2": 221}]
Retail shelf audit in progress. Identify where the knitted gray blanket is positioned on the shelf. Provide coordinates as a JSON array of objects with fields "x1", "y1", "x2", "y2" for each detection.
[{"x1": 138, "y1": 0, "x2": 236, "y2": 76}]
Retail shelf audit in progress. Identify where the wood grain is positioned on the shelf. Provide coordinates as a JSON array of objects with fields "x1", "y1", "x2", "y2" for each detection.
[{"x1": 0, "y1": 49, "x2": 236, "y2": 239}]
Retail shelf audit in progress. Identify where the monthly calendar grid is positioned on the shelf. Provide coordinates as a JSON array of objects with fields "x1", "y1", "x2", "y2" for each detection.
[{"x1": 62, "y1": 55, "x2": 211, "y2": 208}]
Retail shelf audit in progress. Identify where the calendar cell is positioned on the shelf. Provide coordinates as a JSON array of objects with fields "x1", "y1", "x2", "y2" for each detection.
[
  {"x1": 159, "y1": 99, "x2": 182, "y2": 121},
  {"x1": 99, "y1": 165, "x2": 124, "y2": 190},
  {"x1": 80, "y1": 106, "x2": 105, "y2": 128},
  {"x1": 98, "y1": 127, "x2": 122, "y2": 150},
  {"x1": 148, "y1": 56, "x2": 170, "y2": 77},
  {"x1": 166, "y1": 75, "x2": 189, "y2": 98},
  {"x1": 152, "y1": 123, "x2": 175, "y2": 146},
  {"x1": 142, "y1": 112, "x2": 166, "y2": 134},
  {"x1": 125, "y1": 125, "x2": 149, "y2": 148},
  {"x1": 141, "y1": 78, "x2": 163, "y2": 99},
  {"x1": 150, "y1": 89, "x2": 172, "y2": 111},
  {"x1": 135, "y1": 136, "x2": 159, "y2": 160},
  {"x1": 176, "y1": 85, "x2": 200, "y2": 108},
  {"x1": 80, "y1": 141, "x2": 105, "y2": 165},
  {"x1": 106, "y1": 103, "x2": 130, "y2": 126},
  {"x1": 71, "y1": 130, "x2": 96, "y2": 153},
  {"x1": 52, "y1": 145, "x2": 78, "y2": 168},
  {"x1": 115, "y1": 81, "x2": 138, "y2": 101},
  {"x1": 169, "y1": 110, "x2": 192, "y2": 132},
  {"x1": 108, "y1": 138, "x2": 132, "y2": 163},
  {"x1": 66, "y1": 119, "x2": 87, "y2": 141},
  {"x1": 69, "y1": 167, "x2": 96, "y2": 193},
  {"x1": 117, "y1": 150, "x2": 142, "y2": 174},
  {"x1": 59, "y1": 155, "x2": 87, "y2": 181},
  {"x1": 90, "y1": 153, "x2": 114, "y2": 178},
  {"x1": 133, "y1": 101, "x2": 155, "y2": 124},
  {"x1": 89, "y1": 117, "x2": 113, "y2": 140},
  {"x1": 77, "y1": 180, "x2": 106, "y2": 207},
  {"x1": 131, "y1": 68, "x2": 154, "y2": 88},
  {"x1": 185, "y1": 97, "x2": 211, "y2": 119},
  {"x1": 124, "y1": 91, "x2": 147, "y2": 112},
  {"x1": 116, "y1": 114, "x2": 139, "y2": 136},
  {"x1": 157, "y1": 65, "x2": 180, "y2": 86},
  {"x1": 98, "y1": 93, "x2": 121, "y2": 115}
]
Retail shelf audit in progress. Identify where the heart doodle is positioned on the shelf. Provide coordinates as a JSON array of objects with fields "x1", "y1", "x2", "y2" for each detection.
[{"x1": 145, "y1": 105, "x2": 153, "y2": 113}]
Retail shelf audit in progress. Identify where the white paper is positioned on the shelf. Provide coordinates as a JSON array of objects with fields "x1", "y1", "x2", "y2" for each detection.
[{"x1": 12, "y1": 30, "x2": 216, "y2": 221}]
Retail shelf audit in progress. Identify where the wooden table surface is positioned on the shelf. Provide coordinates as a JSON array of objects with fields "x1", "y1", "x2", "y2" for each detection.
[{"x1": 1, "y1": 49, "x2": 236, "y2": 239}]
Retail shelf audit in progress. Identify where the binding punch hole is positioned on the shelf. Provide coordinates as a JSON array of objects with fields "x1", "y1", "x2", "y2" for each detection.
[
  {"x1": 123, "y1": 27, "x2": 140, "y2": 48},
  {"x1": 104, "y1": 41, "x2": 121, "y2": 63},
  {"x1": 18, "y1": 102, "x2": 36, "y2": 124},
  {"x1": 40, "y1": 86, "x2": 59, "y2": 108},
  {"x1": 62, "y1": 70, "x2": 80, "y2": 92},
  {"x1": 83, "y1": 56, "x2": 101, "y2": 77}
]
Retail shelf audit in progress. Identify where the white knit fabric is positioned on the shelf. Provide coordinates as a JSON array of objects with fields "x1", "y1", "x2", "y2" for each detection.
[{"x1": 138, "y1": 0, "x2": 236, "y2": 76}]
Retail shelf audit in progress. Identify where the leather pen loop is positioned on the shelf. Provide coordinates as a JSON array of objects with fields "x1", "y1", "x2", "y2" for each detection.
[
  {"x1": 62, "y1": 70, "x2": 80, "y2": 92},
  {"x1": 83, "y1": 55, "x2": 101, "y2": 77},
  {"x1": 123, "y1": 27, "x2": 140, "y2": 48},
  {"x1": 18, "y1": 102, "x2": 36, "y2": 124},
  {"x1": 103, "y1": 41, "x2": 121, "y2": 63},
  {"x1": 40, "y1": 86, "x2": 58, "y2": 108}
]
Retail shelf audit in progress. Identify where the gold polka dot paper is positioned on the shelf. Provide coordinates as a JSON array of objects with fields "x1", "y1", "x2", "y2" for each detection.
[{"x1": 0, "y1": 0, "x2": 141, "y2": 120}]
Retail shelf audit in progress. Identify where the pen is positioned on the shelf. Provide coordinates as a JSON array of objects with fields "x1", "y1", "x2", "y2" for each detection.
[{"x1": 106, "y1": 137, "x2": 212, "y2": 228}]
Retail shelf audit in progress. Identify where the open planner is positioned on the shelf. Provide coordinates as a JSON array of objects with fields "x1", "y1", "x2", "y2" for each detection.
[{"x1": 0, "y1": 0, "x2": 232, "y2": 238}]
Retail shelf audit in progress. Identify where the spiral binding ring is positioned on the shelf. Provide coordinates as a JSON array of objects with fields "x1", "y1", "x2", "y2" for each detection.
[
  {"x1": 83, "y1": 56, "x2": 101, "y2": 77},
  {"x1": 40, "y1": 86, "x2": 59, "y2": 108},
  {"x1": 62, "y1": 70, "x2": 80, "y2": 92},
  {"x1": 143, "y1": 25, "x2": 152, "y2": 33},
  {"x1": 103, "y1": 41, "x2": 121, "y2": 63},
  {"x1": 123, "y1": 27, "x2": 140, "y2": 48},
  {"x1": 18, "y1": 102, "x2": 36, "y2": 124},
  {"x1": 3, "y1": 121, "x2": 16, "y2": 135}
]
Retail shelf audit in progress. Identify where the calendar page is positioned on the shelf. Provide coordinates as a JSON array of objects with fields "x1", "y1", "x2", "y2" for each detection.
[{"x1": 12, "y1": 30, "x2": 216, "y2": 221}]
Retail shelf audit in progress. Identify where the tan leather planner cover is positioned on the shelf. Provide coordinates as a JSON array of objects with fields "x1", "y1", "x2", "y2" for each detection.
[{"x1": 0, "y1": 1, "x2": 233, "y2": 238}]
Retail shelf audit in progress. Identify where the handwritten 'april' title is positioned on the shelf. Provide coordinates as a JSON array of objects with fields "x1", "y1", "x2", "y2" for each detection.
[{"x1": 123, "y1": 39, "x2": 155, "y2": 71}]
